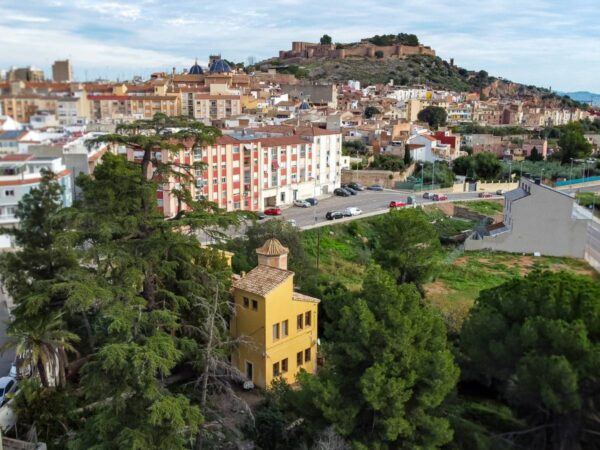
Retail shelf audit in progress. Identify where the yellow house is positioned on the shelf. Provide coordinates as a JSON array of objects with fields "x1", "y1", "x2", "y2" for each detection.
[{"x1": 230, "y1": 238, "x2": 319, "y2": 388}]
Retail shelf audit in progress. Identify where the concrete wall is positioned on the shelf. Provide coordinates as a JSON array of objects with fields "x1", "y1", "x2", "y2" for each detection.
[
  {"x1": 341, "y1": 163, "x2": 416, "y2": 188},
  {"x1": 466, "y1": 180, "x2": 590, "y2": 258}
]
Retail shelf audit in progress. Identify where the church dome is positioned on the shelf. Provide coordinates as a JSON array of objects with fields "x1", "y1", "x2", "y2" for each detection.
[
  {"x1": 209, "y1": 59, "x2": 232, "y2": 73},
  {"x1": 189, "y1": 59, "x2": 204, "y2": 75}
]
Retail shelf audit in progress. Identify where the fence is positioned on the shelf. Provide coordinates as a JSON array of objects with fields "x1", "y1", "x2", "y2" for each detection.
[
  {"x1": 395, "y1": 181, "x2": 442, "y2": 191},
  {"x1": 555, "y1": 176, "x2": 600, "y2": 187}
]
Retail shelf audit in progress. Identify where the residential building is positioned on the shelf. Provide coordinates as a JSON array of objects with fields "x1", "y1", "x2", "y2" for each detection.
[
  {"x1": 180, "y1": 93, "x2": 242, "y2": 120},
  {"x1": 0, "y1": 154, "x2": 72, "y2": 247},
  {"x1": 6, "y1": 67, "x2": 44, "y2": 82},
  {"x1": 52, "y1": 60, "x2": 73, "y2": 82},
  {"x1": 466, "y1": 177, "x2": 593, "y2": 258},
  {"x1": 230, "y1": 238, "x2": 319, "y2": 388}
]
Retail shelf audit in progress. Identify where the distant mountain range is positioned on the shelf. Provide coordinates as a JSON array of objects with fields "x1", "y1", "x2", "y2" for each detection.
[{"x1": 557, "y1": 91, "x2": 600, "y2": 106}]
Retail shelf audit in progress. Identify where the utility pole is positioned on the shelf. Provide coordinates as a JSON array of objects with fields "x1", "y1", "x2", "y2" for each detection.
[
  {"x1": 570, "y1": 158, "x2": 574, "y2": 186},
  {"x1": 431, "y1": 161, "x2": 435, "y2": 190}
]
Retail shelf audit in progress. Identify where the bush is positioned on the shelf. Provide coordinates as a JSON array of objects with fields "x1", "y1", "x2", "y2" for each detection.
[{"x1": 370, "y1": 154, "x2": 405, "y2": 171}]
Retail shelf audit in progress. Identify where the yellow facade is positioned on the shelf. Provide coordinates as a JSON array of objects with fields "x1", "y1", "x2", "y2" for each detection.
[{"x1": 230, "y1": 240, "x2": 319, "y2": 388}]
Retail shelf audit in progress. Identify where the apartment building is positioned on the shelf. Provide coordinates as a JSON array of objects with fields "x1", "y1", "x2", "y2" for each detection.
[
  {"x1": 180, "y1": 93, "x2": 242, "y2": 120},
  {"x1": 128, "y1": 126, "x2": 341, "y2": 217},
  {"x1": 230, "y1": 238, "x2": 319, "y2": 388},
  {"x1": 88, "y1": 94, "x2": 179, "y2": 121},
  {"x1": 0, "y1": 154, "x2": 72, "y2": 247}
]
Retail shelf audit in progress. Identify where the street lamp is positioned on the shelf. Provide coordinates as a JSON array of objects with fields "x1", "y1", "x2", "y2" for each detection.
[
  {"x1": 520, "y1": 160, "x2": 524, "y2": 179},
  {"x1": 431, "y1": 161, "x2": 435, "y2": 189},
  {"x1": 508, "y1": 160, "x2": 512, "y2": 183},
  {"x1": 570, "y1": 158, "x2": 574, "y2": 185}
]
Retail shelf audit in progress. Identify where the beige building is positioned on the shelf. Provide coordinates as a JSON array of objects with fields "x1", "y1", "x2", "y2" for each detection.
[
  {"x1": 180, "y1": 93, "x2": 242, "y2": 120},
  {"x1": 52, "y1": 60, "x2": 73, "y2": 82},
  {"x1": 6, "y1": 67, "x2": 44, "y2": 82}
]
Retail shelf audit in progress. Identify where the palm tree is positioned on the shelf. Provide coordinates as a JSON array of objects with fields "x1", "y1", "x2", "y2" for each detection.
[{"x1": 2, "y1": 313, "x2": 79, "y2": 388}]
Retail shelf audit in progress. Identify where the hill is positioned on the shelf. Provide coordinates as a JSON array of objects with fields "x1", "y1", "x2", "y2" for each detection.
[
  {"x1": 557, "y1": 91, "x2": 600, "y2": 106},
  {"x1": 261, "y1": 34, "x2": 584, "y2": 107}
]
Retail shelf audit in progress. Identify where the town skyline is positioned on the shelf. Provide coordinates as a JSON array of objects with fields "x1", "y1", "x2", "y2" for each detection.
[{"x1": 1, "y1": 0, "x2": 599, "y2": 92}]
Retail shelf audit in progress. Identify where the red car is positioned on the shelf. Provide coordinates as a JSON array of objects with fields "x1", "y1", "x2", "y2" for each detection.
[
  {"x1": 478, "y1": 192, "x2": 493, "y2": 198},
  {"x1": 264, "y1": 207, "x2": 282, "y2": 216},
  {"x1": 389, "y1": 201, "x2": 406, "y2": 208},
  {"x1": 432, "y1": 194, "x2": 448, "y2": 201}
]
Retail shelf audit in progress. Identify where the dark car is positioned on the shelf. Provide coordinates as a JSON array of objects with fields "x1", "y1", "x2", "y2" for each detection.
[
  {"x1": 305, "y1": 197, "x2": 319, "y2": 206},
  {"x1": 326, "y1": 211, "x2": 344, "y2": 220},
  {"x1": 334, "y1": 188, "x2": 350, "y2": 197},
  {"x1": 256, "y1": 212, "x2": 266, "y2": 220},
  {"x1": 348, "y1": 182, "x2": 364, "y2": 191},
  {"x1": 344, "y1": 187, "x2": 358, "y2": 195},
  {"x1": 367, "y1": 184, "x2": 384, "y2": 191},
  {"x1": 264, "y1": 207, "x2": 282, "y2": 216}
]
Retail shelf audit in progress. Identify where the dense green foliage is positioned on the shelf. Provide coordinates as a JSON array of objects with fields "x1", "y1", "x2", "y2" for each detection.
[
  {"x1": 461, "y1": 271, "x2": 600, "y2": 449},
  {"x1": 297, "y1": 266, "x2": 458, "y2": 449},
  {"x1": 556, "y1": 122, "x2": 593, "y2": 163},
  {"x1": 369, "y1": 154, "x2": 405, "y2": 171},
  {"x1": 367, "y1": 33, "x2": 420, "y2": 46},
  {"x1": 364, "y1": 106, "x2": 381, "y2": 118},
  {"x1": 417, "y1": 105, "x2": 448, "y2": 129},
  {"x1": 417, "y1": 161, "x2": 456, "y2": 187},
  {"x1": 372, "y1": 208, "x2": 442, "y2": 289},
  {"x1": 0, "y1": 115, "x2": 243, "y2": 449},
  {"x1": 453, "y1": 153, "x2": 503, "y2": 180},
  {"x1": 319, "y1": 34, "x2": 332, "y2": 45}
]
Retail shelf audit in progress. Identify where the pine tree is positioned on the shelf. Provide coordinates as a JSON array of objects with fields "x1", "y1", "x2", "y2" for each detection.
[{"x1": 299, "y1": 266, "x2": 458, "y2": 449}]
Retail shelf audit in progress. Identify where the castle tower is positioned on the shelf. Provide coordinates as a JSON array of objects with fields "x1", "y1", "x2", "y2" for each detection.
[{"x1": 256, "y1": 238, "x2": 289, "y2": 270}]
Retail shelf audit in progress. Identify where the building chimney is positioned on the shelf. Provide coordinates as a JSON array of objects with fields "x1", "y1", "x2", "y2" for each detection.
[{"x1": 255, "y1": 238, "x2": 289, "y2": 270}]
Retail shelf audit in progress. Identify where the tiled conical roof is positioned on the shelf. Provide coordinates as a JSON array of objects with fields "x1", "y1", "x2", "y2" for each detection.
[{"x1": 255, "y1": 238, "x2": 289, "y2": 256}]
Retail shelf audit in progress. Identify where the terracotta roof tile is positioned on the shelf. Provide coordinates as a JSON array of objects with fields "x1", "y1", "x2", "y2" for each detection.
[
  {"x1": 256, "y1": 238, "x2": 288, "y2": 256},
  {"x1": 232, "y1": 265, "x2": 293, "y2": 297},
  {"x1": 292, "y1": 292, "x2": 320, "y2": 304}
]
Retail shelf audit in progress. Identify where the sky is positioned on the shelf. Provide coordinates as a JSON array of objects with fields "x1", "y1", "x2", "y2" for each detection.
[{"x1": 0, "y1": 0, "x2": 599, "y2": 92}]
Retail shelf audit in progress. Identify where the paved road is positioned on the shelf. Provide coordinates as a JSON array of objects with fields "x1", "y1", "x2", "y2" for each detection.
[{"x1": 279, "y1": 189, "x2": 494, "y2": 228}]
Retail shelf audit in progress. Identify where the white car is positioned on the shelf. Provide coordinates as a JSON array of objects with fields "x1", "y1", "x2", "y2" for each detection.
[
  {"x1": 343, "y1": 207, "x2": 363, "y2": 216},
  {"x1": 293, "y1": 200, "x2": 310, "y2": 208},
  {"x1": 0, "y1": 376, "x2": 17, "y2": 406},
  {"x1": 287, "y1": 219, "x2": 298, "y2": 227}
]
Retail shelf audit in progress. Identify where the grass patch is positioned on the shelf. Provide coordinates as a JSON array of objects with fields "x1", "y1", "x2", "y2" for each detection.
[
  {"x1": 425, "y1": 250, "x2": 599, "y2": 332},
  {"x1": 455, "y1": 200, "x2": 503, "y2": 216}
]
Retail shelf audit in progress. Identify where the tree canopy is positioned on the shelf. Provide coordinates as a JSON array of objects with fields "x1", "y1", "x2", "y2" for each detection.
[
  {"x1": 320, "y1": 34, "x2": 332, "y2": 45},
  {"x1": 298, "y1": 266, "x2": 458, "y2": 449},
  {"x1": 557, "y1": 122, "x2": 593, "y2": 163},
  {"x1": 417, "y1": 106, "x2": 447, "y2": 129},
  {"x1": 372, "y1": 208, "x2": 442, "y2": 290},
  {"x1": 461, "y1": 271, "x2": 600, "y2": 450}
]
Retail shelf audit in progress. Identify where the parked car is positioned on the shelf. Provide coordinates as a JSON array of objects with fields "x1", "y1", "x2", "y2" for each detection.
[
  {"x1": 0, "y1": 377, "x2": 17, "y2": 406},
  {"x1": 287, "y1": 219, "x2": 298, "y2": 227},
  {"x1": 406, "y1": 195, "x2": 416, "y2": 205},
  {"x1": 293, "y1": 199, "x2": 311, "y2": 208},
  {"x1": 334, "y1": 188, "x2": 350, "y2": 197},
  {"x1": 344, "y1": 187, "x2": 358, "y2": 195},
  {"x1": 478, "y1": 192, "x2": 493, "y2": 198},
  {"x1": 305, "y1": 198, "x2": 319, "y2": 206},
  {"x1": 264, "y1": 207, "x2": 282, "y2": 216},
  {"x1": 367, "y1": 184, "x2": 384, "y2": 191},
  {"x1": 326, "y1": 211, "x2": 344, "y2": 220},
  {"x1": 423, "y1": 192, "x2": 432, "y2": 199},
  {"x1": 437, "y1": 194, "x2": 448, "y2": 201},
  {"x1": 389, "y1": 200, "x2": 406, "y2": 208},
  {"x1": 343, "y1": 207, "x2": 362, "y2": 216},
  {"x1": 496, "y1": 189, "x2": 505, "y2": 195},
  {"x1": 348, "y1": 182, "x2": 364, "y2": 191},
  {"x1": 256, "y1": 212, "x2": 266, "y2": 220}
]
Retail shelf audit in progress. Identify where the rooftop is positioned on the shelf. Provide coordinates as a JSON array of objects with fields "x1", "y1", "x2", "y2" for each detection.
[
  {"x1": 232, "y1": 264, "x2": 293, "y2": 297},
  {"x1": 256, "y1": 238, "x2": 289, "y2": 256}
]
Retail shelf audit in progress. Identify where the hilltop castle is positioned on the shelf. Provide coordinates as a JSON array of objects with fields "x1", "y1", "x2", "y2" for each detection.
[{"x1": 279, "y1": 39, "x2": 435, "y2": 61}]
